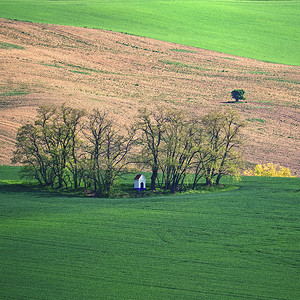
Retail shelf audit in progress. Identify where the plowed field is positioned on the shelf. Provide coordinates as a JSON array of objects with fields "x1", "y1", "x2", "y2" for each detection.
[{"x1": 0, "y1": 19, "x2": 299, "y2": 174}]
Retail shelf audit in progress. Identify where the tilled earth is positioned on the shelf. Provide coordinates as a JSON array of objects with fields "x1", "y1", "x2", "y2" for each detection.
[{"x1": 0, "y1": 19, "x2": 299, "y2": 174}]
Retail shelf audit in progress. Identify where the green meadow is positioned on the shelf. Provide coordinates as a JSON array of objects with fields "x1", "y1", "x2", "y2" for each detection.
[
  {"x1": 0, "y1": 166, "x2": 299, "y2": 299},
  {"x1": 0, "y1": 0, "x2": 299, "y2": 65}
]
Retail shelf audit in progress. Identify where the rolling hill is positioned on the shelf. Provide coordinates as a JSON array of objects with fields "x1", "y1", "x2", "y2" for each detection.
[
  {"x1": 0, "y1": 18, "x2": 299, "y2": 174},
  {"x1": 0, "y1": 0, "x2": 299, "y2": 65}
]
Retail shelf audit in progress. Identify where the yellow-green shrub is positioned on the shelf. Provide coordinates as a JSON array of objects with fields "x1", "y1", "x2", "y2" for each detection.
[{"x1": 244, "y1": 163, "x2": 295, "y2": 177}]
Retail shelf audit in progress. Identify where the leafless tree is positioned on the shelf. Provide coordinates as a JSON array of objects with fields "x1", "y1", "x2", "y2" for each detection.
[{"x1": 85, "y1": 109, "x2": 136, "y2": 196}]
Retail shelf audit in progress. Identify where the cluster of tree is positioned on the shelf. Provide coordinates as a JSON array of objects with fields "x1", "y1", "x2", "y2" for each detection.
[
  {"x1": 137, "y1": 107, "x2": 245, "y2": 192},
  {"x1": 13, "y1": 105, "x2": 135, "y2": 196},
  {"x1": 244, "y1": 163, "x2": 294, "y2": 177},
  {"x1": 13, "y1": 104, "x2": 245, "y2": 196}
]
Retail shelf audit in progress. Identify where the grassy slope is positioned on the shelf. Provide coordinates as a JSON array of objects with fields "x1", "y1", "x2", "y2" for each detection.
[
  {"x1": 0, "y1": 166, "x2": 299, "y2": 299},
  {"x1": 0, "y1": 0, "x2": 299, "y2": 65}
]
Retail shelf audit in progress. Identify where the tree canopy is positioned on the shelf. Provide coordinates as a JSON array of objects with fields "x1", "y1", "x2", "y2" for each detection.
[{"x1": 231, "y1": 89, "x2": 246, "y2": 102}]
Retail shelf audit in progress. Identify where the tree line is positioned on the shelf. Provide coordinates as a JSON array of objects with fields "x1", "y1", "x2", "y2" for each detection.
[{"x1": 13, "y1": 104, "x2": 245, "y2": 196}]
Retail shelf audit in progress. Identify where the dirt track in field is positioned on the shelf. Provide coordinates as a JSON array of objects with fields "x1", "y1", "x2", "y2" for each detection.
[{"x1": 0, "y1": 19, "x2": 299, "y2": 174}]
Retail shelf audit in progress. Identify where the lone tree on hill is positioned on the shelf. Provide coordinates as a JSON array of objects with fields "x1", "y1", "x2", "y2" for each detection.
[{"x1": 231, "y1": 89, "x2": 246, "y2": 102}]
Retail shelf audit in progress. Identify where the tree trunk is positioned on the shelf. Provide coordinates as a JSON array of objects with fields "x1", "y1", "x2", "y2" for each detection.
[
  {"x1": 192, "y1": 172, "x2": 201, "y2": 190},
  {"x1": 171, "y1": 184, "x2": 176, "y2": 194},
  {"x1": 58, "y1": 177, "x2": 63, "y2": 188},
  {"x1": 73, "y1": 170, "x2": 78, "y2": 189},
  {"x1": 215, "y1": 174, "x2": 222, "y2": 185},
  {"x1": 192, "y1": 180, "x2": 197, "y2": 190},
  {"x1": 151, "y1": 167, "x2": 158, "y2": 190},
  {"x1": 205, "y1": 177, "x2": 214, "y2": 186}
]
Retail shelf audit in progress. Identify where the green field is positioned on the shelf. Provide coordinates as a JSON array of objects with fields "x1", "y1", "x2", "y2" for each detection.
[
  {"x1": 0, "y1": 166, "x2": 299, "y2": 299},
  {"x1": 0, "y1": 0, "x2": 299, "y2": 65}
]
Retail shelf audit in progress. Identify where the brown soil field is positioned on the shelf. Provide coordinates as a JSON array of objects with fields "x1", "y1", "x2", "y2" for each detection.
[{"x1": 1, "y1": 19, "x2": 299, "y2": 174}]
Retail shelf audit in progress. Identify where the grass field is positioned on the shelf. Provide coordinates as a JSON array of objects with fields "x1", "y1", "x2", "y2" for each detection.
[
  {"x1": 0, "y1": 0, "x2": 299, "y2": 65},
  {"x1": 0, "y1": 166, "x2": 299, "y2": 299}
]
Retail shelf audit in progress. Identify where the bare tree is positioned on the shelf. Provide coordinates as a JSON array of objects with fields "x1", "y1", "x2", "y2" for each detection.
[
  {"x1": 84, "y1": 109, "x2": 111, "y2": 191},
  {"x1": 85, "y1": 109, "x2": 136, "y2": 196},
  {"x1": 13, "y1": 123, "x2": 55, "y2": 186},
  {"x1": 136, "y1": 107, "x2": 201, "y2": 193},
  {"x1": 193, "y1": 109, "x2": 245, "y2": 186},
  {"x1": 61, "y1": 105, "x2": 86, "y2": 188},
  {"x1": 37, "y1": 104, "x2": 86, "y2": 188},
  {"x1": 136, "y1": 108, "x2": 166, "y2": 191},
  {"x1": 13, "y1": 104, "x2": 86, "y2": 188},
  {"x1": 160, "y1": 110, "x2": 200, "y2": 193}
]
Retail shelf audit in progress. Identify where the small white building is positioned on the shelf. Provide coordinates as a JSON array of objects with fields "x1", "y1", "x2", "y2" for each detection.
[{"x1": 134, "y1": 174, "x2": 146, "y2": 191}]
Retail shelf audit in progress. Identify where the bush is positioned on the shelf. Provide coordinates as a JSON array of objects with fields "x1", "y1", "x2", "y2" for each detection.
[{"x1": 244, "y1": 163, "x2": 294, "y2": 177}]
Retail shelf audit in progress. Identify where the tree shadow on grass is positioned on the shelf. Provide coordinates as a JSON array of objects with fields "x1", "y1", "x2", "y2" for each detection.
[
  {"x1": 0, "y1": 182, "x2": 35, "y2": 193},
  {"x1": 0, "y1": 181, "x2": 76, "y2": 199},
  {"x1": 221, "y1": 101, "x2": 247, "y2": 104}
]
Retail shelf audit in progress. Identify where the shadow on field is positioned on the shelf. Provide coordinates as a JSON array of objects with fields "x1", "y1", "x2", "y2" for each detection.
[
  {"x1": 220, "y1": 101, "x2": 247, "y2": 104},
  {"x1": 0, "y1": 182, "x2": 75, "y2": 199},
  {"x1": 0, "y1": 182, "x2": 34, "y2": 193}
]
